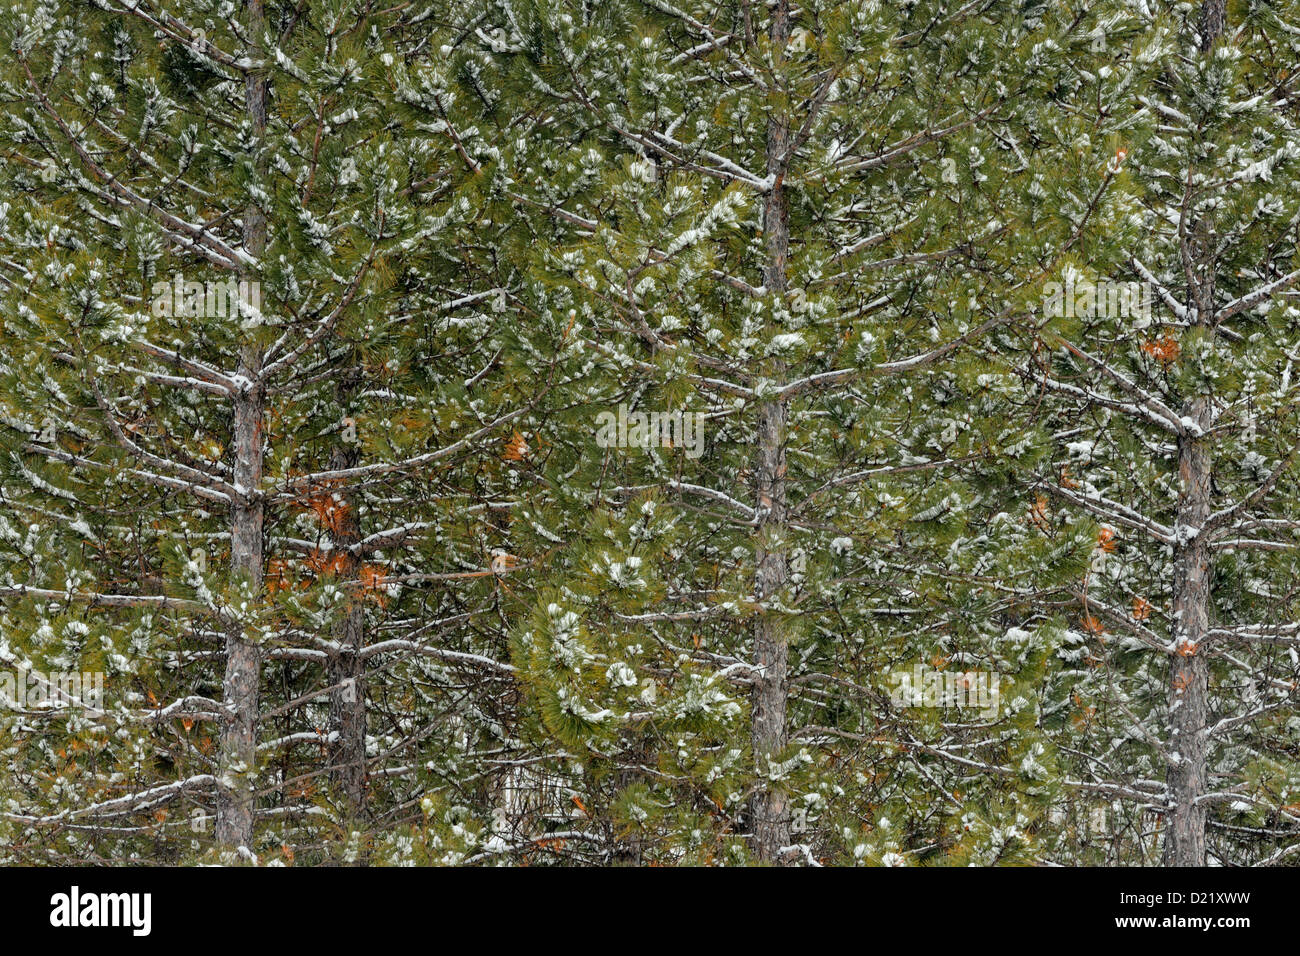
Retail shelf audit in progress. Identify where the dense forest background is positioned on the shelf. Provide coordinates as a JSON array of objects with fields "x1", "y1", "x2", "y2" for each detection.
[{"x1": 1, "y1": 0, "x2": 1299, "y2": 866}]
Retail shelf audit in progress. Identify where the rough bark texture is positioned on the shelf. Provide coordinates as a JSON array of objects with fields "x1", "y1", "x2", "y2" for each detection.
[
  {"x1": 1164, "y1": 397, "x2": 1211, "y2": 866},
  {"x1": 326, "y1": 432, "x2": 368, "y2": 815},
  {"x1": 1198, "y1": 0, "x2": 1226, "y2": 52},
  {"x1": 215, "y1": 0, "x2": 267, "y2": 852},
  {"x1": 1159, "y1": 0, "x2": 1225, "y2": 869},
  {"x1": 750, "y1": 0, "x2": 793, "y2": 865},
  {"x1": 216, "y1": 352, "x2": 264, "y2": 850}
]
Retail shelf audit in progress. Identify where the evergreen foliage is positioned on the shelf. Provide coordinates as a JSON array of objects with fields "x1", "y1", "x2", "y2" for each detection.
[{"x1": 0, "y1": 0, "x2": 1296, "y2": 867}]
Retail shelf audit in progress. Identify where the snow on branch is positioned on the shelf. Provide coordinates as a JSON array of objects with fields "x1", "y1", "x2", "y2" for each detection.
[
  {"x1": 1042, "y1": 481, "x2": 1176, "y2": 545},
  {"x1": 4, "y1": 775, "x2": 216, "y2": 825},
  {"x1": 1129, "y1": 257, "x2": 1189, "y2": 321},
  {"x1": 1216, "y1": 266, "x2": 1300, "y2": 324},
  {"x1": 0, "y1": 584, "x2": 212, "y2": 616},
  {"x1": 1054, "y1": 339, "x2": 1188, "y2": 435},
  {"x1": 1204, "y1": 450, "x2": 1298, "y2": 534},
  {"x1": 831, "y1": 106, "x2": 998, "y2": 176},
  {"x1": 610, "y1": 481, "x2": 756, "y2": 521},
  {"x1": 277, "y1": 400, "x2": 540, "y2": 495},
  {"x1": 130, "y1": 340, "x2": 241, "y2": 393},
  {"x1": 19, "y1": 58, "x2": 251, "y2": 272},
  {"x1": 95, "y1": 0, "x2": 248, "y2": 75},
  {"x1": 357, "y1": 641, "x2": 516, "y2": 674}
]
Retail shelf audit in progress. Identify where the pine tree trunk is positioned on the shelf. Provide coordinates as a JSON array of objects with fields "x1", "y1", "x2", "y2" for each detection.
[
  {"x1": 750, "y1": 0, "x2": 793, "y2": 865},
  {"x1": 217, "y1": 352, "x2": 264, "y2": 850},
  {"x1": 1165, "y1": 203, "x2": 1216, "y2": 867},
  {"x1": 1198, "y1": 0, "x2": 1226, "y2": 51},
  {"x1": 216, "y1": 0, "x2": 268, "y2": 852},
  {"x1": 326, "y1": 434, "x2": 368, "y2": 816},
  {"x1": 327, "y1": 601, "x2": 367, "y2": 816},
  {"x1": 1164, "y1": 397, "x2": 1211, "y2": 866},
  {"x1": 1161, "y1": 0, "x2": 1225, "y2": 868}
]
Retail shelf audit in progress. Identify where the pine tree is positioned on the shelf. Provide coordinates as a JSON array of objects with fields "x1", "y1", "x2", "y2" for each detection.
[
  {"x1": 0, "y1": 0, "x2": 548, "y2": 862},
  {"x1": 1024, "y1": 0, "x2": 1300, "y2": 865},
  {"x1": 446, "y1": 0, "x2": 1127, "y2": 864},
  {"x1": 3, "y1": 0, "x2": 1297, "y2": 870}
]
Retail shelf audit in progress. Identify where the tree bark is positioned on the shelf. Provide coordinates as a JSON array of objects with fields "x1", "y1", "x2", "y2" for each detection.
[
  {"x1": 216, "y1": 0, "x2": 267, "y2": 852},
  {"x1": 1198, "y1": 0, "x2": 1226, "y2": 51},
  {"x1": 1160, "y1": 0, "x2": 1226, "y2": 868},
  {"x1": 1164, "y1": 398, "x2": 1211, "y2": 866},
  {"x1": 216, "y1": 352, "x2": 264, "y2": 850},
  {"x1": 750, "y1": 0, "x2": 793, "y2": 865},
  {"x1": 326, "y1": 431, "x2": 368, "y2": 816}
]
